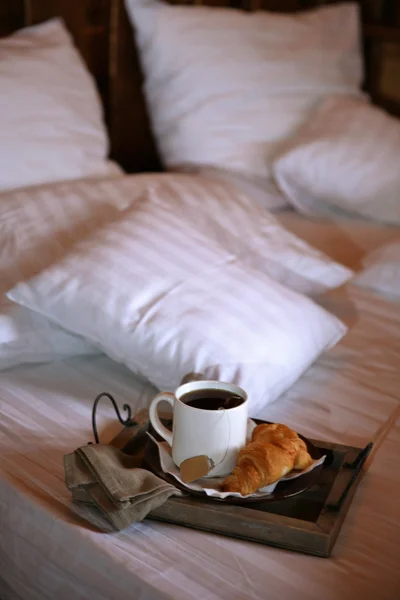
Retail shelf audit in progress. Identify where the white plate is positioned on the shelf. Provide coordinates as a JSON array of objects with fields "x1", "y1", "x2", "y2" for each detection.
[{"x1": 148, "y1": 419, "x2": 326, "y2": 499}]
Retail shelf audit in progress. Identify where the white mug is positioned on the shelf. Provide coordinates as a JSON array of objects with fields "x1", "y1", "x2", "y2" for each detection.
[{"x1": 149, "y1": 380, "x2": 248, "y2": 478}]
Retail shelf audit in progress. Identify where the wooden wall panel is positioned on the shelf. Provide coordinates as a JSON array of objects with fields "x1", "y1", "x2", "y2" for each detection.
[
  {"x1": 108, "y1": 0, "x2": 162, "y2": 172},
  {"x1": 0, "y1": 0, "x2": 25, "y2": 35}
]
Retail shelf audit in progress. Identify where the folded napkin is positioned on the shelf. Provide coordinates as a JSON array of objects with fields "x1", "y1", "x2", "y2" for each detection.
[{"x1": 64, "y1": 443, "x2": 181, "y2": 532}]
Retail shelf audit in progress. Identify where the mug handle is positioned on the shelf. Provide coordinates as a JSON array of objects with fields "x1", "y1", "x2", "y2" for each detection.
[{"x1": 149, "y1": 392, "x2": 175, "y2": 447}]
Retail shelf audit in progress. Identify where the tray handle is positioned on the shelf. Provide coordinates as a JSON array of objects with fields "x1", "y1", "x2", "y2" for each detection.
[
  {"x1": 326, "y1": 442, "x2": 373, "y2": 512},
  {"x1": 89, "y1": 392, "x2": 135, "y2": 444}
]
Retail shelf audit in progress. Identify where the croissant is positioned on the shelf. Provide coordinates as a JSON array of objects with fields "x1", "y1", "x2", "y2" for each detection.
[
  {"x1": 221, "y1": 423, "x2": 313, "y2": 496},
  {"x1": 252, "y1": 423, "x2": 300, "y2": 457},
  {"x1": 221, "y1": 441, "x2": 295, "y2": 496},
  {"x1": 293, "y1": 438, "x2": 314, "y2": 470}
]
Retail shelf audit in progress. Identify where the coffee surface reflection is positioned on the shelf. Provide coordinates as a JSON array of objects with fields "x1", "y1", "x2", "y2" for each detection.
[{"x1": 182, "y1": 389, "x2": 244, "y2": 411}]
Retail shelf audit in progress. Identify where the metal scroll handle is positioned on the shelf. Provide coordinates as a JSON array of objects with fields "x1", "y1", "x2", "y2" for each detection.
[{"x1": 90, "y1": 392, "x2": 134, "y2": 444}]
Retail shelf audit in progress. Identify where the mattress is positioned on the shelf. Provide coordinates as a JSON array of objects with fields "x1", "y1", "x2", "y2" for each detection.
[{"x1": 1, "y1": 213, "x2": 400, "y2": 600}]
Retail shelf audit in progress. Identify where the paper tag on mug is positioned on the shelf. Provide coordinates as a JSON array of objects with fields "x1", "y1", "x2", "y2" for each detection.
[{"x1": 180, "y1": 455, "x2": 215, "y2": 483}]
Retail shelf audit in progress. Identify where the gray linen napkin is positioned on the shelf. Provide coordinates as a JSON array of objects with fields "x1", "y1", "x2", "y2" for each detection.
[{"x1": 64, "y1": 443, "x2": 181, "y2": 531}]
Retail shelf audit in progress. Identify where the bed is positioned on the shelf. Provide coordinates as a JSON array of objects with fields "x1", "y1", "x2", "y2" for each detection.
[{"x1": 1, "y1": 1, "x2": 400, "y2": 599}]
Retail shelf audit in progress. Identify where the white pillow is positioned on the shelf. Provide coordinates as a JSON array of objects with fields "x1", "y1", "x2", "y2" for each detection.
[
  {"x1": 353, "y1": 241, "x2": 400, "y2": 300},
  {"x1": 7, "y1": 198, "x2": 346, "y2": 415},
  {"x1": 189, "y1": 168, "x2": 288, "y2": 212},
  {"x1": 0, "y1": 295, "x2": 99, "y2": 371},
  {"x1": 0, "y1": 18, "x2": 118, "y2": 192},
  {"x1": 125, "y1": 0, "x2": 363, "y2": 183},
  {"x1": 273, "y1": 96, "x2": 400, "y2": 224},
  {"x1": 0, "y1": 173, "x2": 352, "y2": 298}
]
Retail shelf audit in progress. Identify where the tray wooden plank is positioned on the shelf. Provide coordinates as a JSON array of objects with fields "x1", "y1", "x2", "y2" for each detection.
[{"x1": 149, "y1": 495, "x2": 330, "y2": 556}]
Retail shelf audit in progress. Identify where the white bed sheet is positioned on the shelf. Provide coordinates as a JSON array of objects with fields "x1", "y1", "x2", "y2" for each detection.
[
  {"x1": 277, "y1": 210, "x2": 400, "y2": 272},
  {"x1": 1, "y1": 214, "x2": 400, "y2": 600}
]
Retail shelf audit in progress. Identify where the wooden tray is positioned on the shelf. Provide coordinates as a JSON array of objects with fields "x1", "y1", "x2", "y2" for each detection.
[{"x1": 110, "y1": 418, "x2": 372, "y2": 558}]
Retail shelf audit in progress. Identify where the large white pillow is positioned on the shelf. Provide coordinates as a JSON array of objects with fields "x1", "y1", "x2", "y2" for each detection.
[
  {"x1": 125, "y1": 0, "x2": 363, "y2": 183},
  {"x1": 7, "y1": 196, "x2": 346, "y2": 415},
  {"x1": 273, "y1": 96, "x2": 400, "y2": 224},
  {"x1": 0, "y1": 173, "x2": 352, "y2": 298},
  {"x1": 0, "y1": 295, "x2": 99, "y2": 371},
  {"x1": 0, "y1": 18, "x2": 119, "y2": 192}
]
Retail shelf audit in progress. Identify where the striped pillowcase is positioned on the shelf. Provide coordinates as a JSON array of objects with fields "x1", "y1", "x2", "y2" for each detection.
[
  {"x1": 5, "y1": 174, "x2": 347, "y2": 414},
  {"x1": 0, "y1": 172, "x2": 352, "y2": 296}
]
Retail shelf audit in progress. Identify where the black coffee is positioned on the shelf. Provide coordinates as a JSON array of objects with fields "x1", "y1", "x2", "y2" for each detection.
[{"x1": 182, "y1": 389, "x2": 244, "y2": 411}]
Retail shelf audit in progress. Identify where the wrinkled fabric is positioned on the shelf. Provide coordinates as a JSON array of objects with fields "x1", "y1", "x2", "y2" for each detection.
[
  {"x1": 1, "y1": 284, "x2": 399, "y2": 600},
  {"x1": 1, "y1": 209, "x2": 400, "y2": 600}
]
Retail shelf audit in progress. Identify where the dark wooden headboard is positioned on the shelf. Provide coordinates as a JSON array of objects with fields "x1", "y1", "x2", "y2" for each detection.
[{"x1": 1, "y1": 0, "x2": 400, "y2": 174}]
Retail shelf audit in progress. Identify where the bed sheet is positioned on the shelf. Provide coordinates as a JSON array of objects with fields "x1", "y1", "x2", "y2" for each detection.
[
  {"x1": 277, "y1": 210, "x2": 400, "y2": 272},
  {"x1": 1, "y1": 214, "x2": 400, "y2": 600}
]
